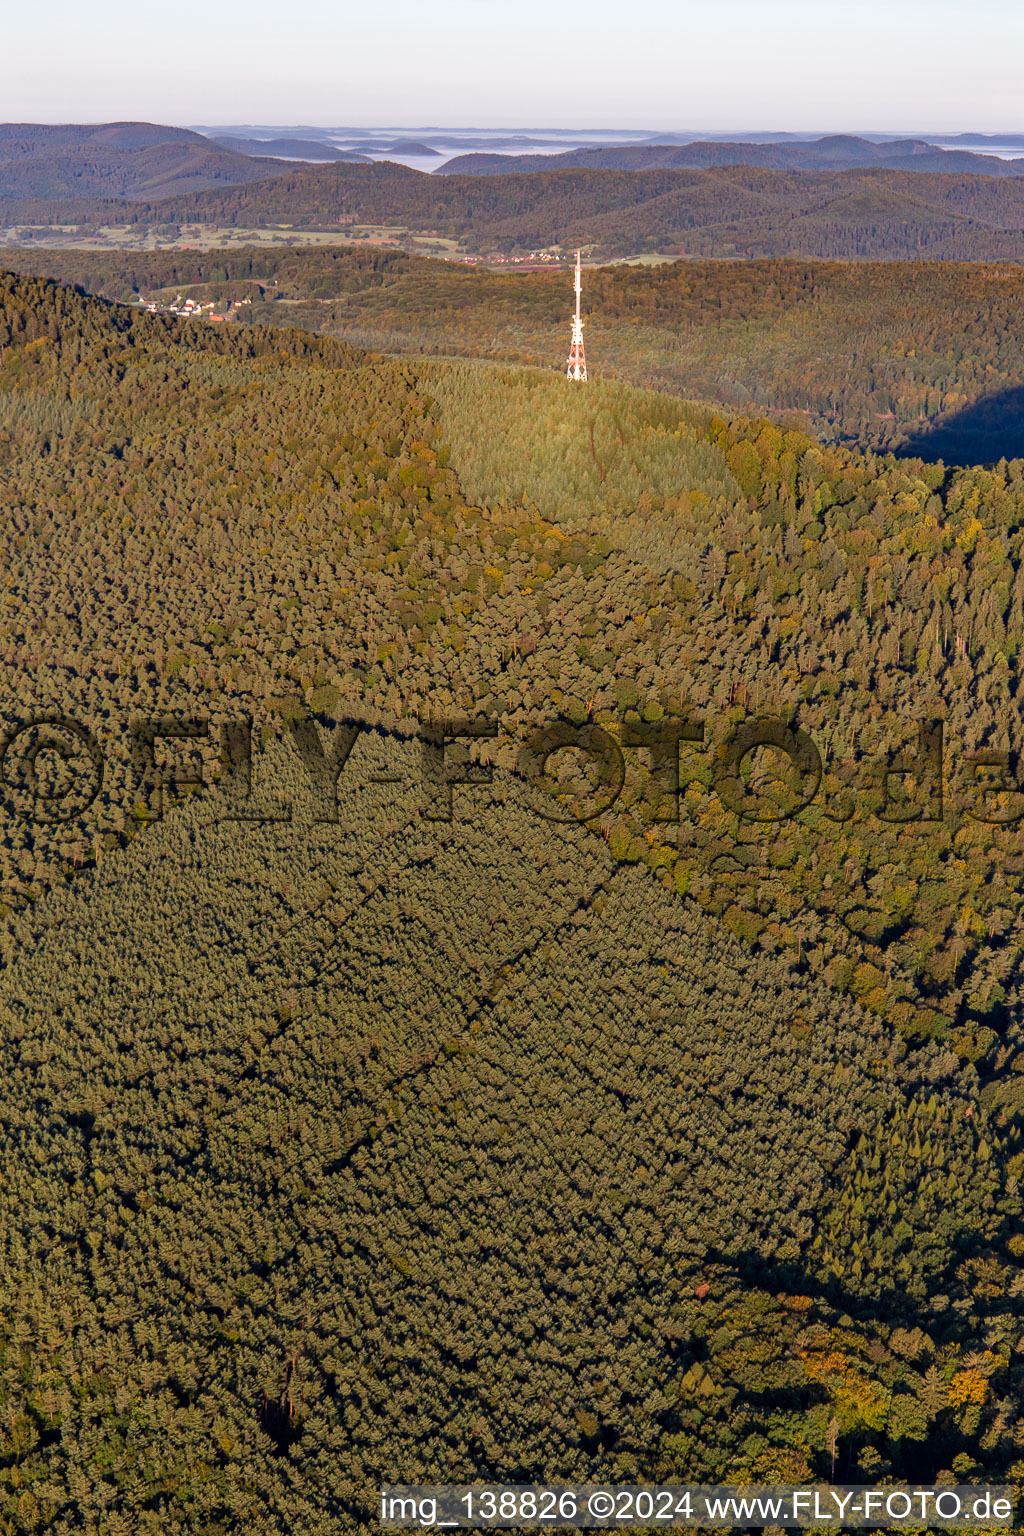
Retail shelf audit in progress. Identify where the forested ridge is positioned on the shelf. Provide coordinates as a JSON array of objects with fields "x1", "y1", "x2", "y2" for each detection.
[
  {"x1": 1, "y1": 271, "x2": 1024, "y2": 1529},
  {"x1": 11, "y1": 244, "x2": 1024, "y2": 461},
  {"x1": 17, "y1": 159, "x2": 1024, "y2": 263}
]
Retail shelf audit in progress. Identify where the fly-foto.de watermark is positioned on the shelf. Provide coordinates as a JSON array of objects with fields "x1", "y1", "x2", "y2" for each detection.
[
  {"x1": 378, "y1": 1484, "x2": 1015, "y2": 1528},
  {"x1": 2, "y1": 708, "x2": 1023, "y2": 832}
]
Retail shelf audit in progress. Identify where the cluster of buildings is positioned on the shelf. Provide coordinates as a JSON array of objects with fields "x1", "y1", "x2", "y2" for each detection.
[
  {"x1": 138, "y1": 294, "x2": 255, "y2": 323},
  {"x1": 454, "y1": 249, "x2": 565, "y2": 268},
  {"x1": 484, "y1": 250, "x2": 564, "y2": 267}
]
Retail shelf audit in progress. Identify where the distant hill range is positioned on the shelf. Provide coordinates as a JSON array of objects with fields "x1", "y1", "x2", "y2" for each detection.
[
  {"x1": 933, "y1": 131, "x2": 1024, "y2": 146},
  {"x1": 210, "y1": 135, "x2": 369, "y2": 162},
  {"x1": 0, "y1": 121, "x2": 297, "y2": 201},
  {"x1": 438, "y1": 133, "x2": 1024, "y2": 177},
  {"x1": 349, "y1": 139, "x2": 440, "y2": 156},
  {"x1": 12, "y1": 129, "x2": 1024, "y2": 264},
  {"x1": 0, "y1": 122, "x2": 210, "y2": 152}
]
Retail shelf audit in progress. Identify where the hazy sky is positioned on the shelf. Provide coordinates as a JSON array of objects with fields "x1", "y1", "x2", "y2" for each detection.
[{"x1": 7, "y1": 0, "x2": 1024, "y2": 131}]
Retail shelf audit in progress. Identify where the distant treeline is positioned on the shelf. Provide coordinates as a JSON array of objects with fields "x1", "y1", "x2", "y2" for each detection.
[{"x1": 11, "y1": 160, "x2": 1024, "y2": 262}]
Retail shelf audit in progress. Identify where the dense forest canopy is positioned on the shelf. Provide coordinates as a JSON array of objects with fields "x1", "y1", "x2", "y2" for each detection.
[{"x1": 2, "y1": 271, "x2": 1024, "y2": 1529}]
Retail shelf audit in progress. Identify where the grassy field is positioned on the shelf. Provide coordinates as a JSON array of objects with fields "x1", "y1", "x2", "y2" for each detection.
[
  {"x1": 0, "y1": 221, "x2": 660, "y2": 267},
  {"x1": 0, "y1": 222, "x2": 458, "y2": 256}
]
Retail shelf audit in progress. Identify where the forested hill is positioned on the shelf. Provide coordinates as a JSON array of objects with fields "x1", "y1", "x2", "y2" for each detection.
[
  {"x1": 0, "y1": 122, "x2": 211, "y2": 150},
  {"x1": 0, "y1": 120, "x2": 294, "y2": 201},
  {"x1": 3, "y1": 271, "x2": 1024, "y2": 1526},
  {"x1": 210, "y1": 133, "x2": 368, "y2": 161},
  {"x1": 65, "y1": 159, "x2": 1024, "y2": 261},
  {"x1": 13, "y1": 243, "x2": 1024, "y2": 462}
]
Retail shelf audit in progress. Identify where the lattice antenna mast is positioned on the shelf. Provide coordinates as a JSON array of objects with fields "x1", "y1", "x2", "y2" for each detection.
[{"x1": 566, "y1": 248, "x2": 587, "y2": 381}]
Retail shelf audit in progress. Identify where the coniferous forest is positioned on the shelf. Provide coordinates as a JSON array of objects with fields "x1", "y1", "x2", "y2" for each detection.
[{"x1": 3, "y1": 245, "x2": 1024, "y2": 1535}]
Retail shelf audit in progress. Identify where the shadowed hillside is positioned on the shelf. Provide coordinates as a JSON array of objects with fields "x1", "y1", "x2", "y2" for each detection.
[{"x1": 896, "y1": 384, "x2": 1024, "y2": 464}]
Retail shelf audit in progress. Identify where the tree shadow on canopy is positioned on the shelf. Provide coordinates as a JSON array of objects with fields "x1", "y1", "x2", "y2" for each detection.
[{"x1": 895, "y1": 384, "x2": 1024, "y2": 466}]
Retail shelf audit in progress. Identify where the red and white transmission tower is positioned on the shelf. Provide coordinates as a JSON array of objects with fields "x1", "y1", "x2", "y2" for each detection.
[{"x1": 565, "y1": 248, "x2": 587, "y2": 381}]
